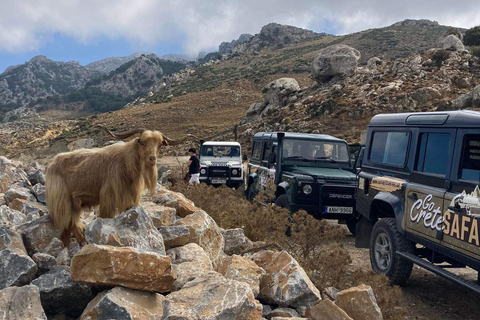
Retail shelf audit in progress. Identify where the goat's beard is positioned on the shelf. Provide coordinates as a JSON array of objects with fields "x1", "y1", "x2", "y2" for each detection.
[{"x1": 143, "y1": 163, "x2": 158, "y2": 194}]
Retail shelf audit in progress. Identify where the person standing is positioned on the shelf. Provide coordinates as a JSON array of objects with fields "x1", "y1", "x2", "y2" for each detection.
[{"x1": 187, "y1": 148, "x2": 201, "y2": 185}]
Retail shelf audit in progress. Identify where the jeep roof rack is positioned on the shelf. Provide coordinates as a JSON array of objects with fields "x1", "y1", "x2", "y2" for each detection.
[
  {"x1": 369, "y1": 110, "x2": 480, "y2": 128},
  {"x1": 253, "y1": 132, "x2": 346, "y2": 142}
]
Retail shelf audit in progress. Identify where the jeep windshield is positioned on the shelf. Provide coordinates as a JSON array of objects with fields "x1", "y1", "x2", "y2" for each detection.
[
  {"x1": 282, "y1": 139, "x2": 349, "y2": 163},
  {"x1": 201, "y1": 145, "x2": 240, "y2": 157}
]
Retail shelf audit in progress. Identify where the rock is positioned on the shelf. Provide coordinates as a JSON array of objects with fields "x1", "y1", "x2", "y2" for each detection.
[
  {"x1": 159, "y1": 225, "x2": 190, "y2": 250},
  {"x1": 250, "y1": 23, "x2": 317, "y2": 50},
  {"x1": 452, "y1": 84, "x2": 480, "y2": 109},
  {"x1": 271, "y1": 318, "x2": 307, "y2": 320},
  {"x1": 219, "y1": 33, "x2": 254, "y2": 55},
  {"x1": 335, "y1": 284, "x2": 383, "y2": 320},
  {"x1": 312, "y1": 44, "x2": 361, "y2": 82},
  {"x1": 67, "y1": 138, "x2": 96, "y2": 151},
  {"x1": 163, "y1": 271, "x2": 259, "y2": 320},
  {"x1": 438, "y1": 35, "x2": 465, "y2": 51},
  {"x1": 32, "y1": 253, "x2": 57, "y2": 274},
  {"x1": 218, "y1": 255, "x2": 265, "y2": 298},
  {"x1": 85, "y1": 206, "x2": 166, "y2": 255},
  {"x1": 270, "y1": 307, "x2": 301, "y2": 317},
  {"x1": 167, "y1": 243, "x2": 214, "y2": 291},
  {"x1": 367, "y1": 57, "x2": 382, "y2": 70},
  {"x1": 262, "y1": 78, "x2": 300, "y2": 107},
  {"x1": 80, "y1": 286, "x2": 165, "y2": 320},
  {"x1": 153, "y1": 188, "x2": 197, "y2": 217},
  {"x1": 32, "y1": 183, "x2": 46, "y2": 203},
  {"x1": 0, "y1": 285, "x2": 47, "y2": 319},
  {"x1": 221, "y1": 228, "x2": 248, "y2": 255},
  {"x1": 0, "y1": 226, "x2": 27, "y2": 254},
  {"x1": 323, "y1": 287, "x2": 340, "y2": 300},
  {"x1": 56, "y1": 247, "x2": 70, "y2": 266},
  {"x1": 4, "y1": 186, "x2": 36, "y2": 205},
  {"x1": 42, "y1": 237, "x2": 65, "y2": 258},
  {"x1": 174, "y1": 210, "x2": 224, "y2": 268},
  {"x1": 32, "y1": 266, "x2": 95, "y2": 318},
  {"x1": 71, "y1": 244, "x2": 176, "y2": 293},
  {"x1": 306, "y1": 299, "x2": 352, "y2": 320},
  {"x1": 28, "y1": 169, "x2": 45, "y2": 186},
  {"x1": 142, "y1": 202, "x2": 177, "y2": 227},
  {"x1": 0, "y1": 248, "x2": 38, "y2": 289},
  {"x1": 22, "y1": 215, "x2": 61, "y2": 256},
  {"x1": 0, "y1": 158, "x2": 27, "y2": 193},
  {"x1": 9, "y1": 198, "x2": 48, "y2": 216},
  {"x1": 251, "y1": 250, "x2": 321, "y2": 308},
  {"x1": 411, "y1": 87, "x2": 441, "y2": 104},
  {"x1": 0, "y1": 205, "x2": 24, "y2": 227}
]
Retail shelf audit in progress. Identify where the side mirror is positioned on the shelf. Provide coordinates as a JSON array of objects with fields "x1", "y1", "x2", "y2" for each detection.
[
  {"x1": 242, "y1": 154, "x2": 248, "y2": 162},
  {"x1": 268, "y1": 152, "x2": 276, "y2": 164}
]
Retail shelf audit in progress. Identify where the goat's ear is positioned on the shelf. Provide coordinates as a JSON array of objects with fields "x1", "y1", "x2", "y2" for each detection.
[{"x1": 137, "y1": 139, "x2": 144, "y2": 146}]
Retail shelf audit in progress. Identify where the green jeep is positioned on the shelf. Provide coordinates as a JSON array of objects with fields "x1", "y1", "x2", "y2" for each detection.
[{"x1": 245, "y1": 132, "x2": 360, "y2": 233}]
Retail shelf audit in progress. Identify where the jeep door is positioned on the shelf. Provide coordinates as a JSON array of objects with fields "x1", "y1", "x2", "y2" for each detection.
[
  {"x1": 443, "y1": 130, "x2": 480, "y2": 260},
  {"x1": 258, "y1": 141, "x2": 276, "y2": 199},
  {"x1": 248, "y1": 140, "x2": 263, "y2": 194},
  {"x1": 405, "y1": 129, "x2": 455, "y2": 244}
]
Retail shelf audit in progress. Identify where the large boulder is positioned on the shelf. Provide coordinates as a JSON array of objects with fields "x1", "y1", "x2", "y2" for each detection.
[
  {"x1": 4, "y1": 185, "x2": 36, "y2": 205},
  {"x1": 31, "y1": 266, "x2": 95, "y2": 318},
  {"x1": 0, "y1": 226, "x2": 27, "y2": 254},
  {"x1": 335, "y1": 284, "x2": 383, "y2": 320},
  {"x1": 22, "y1": 215, "x2": 61, "y2": 256},
  {"x1": 262, "y1": 78, "x2": 300, "y2": 108},
  {"x1": 163, "y1": 271, "x2": 260, "y2": 320},
  {"x1": 153, "y1": 188, "x2": 197, "y2": 218},
  {"x1": 221, "y1": 228, "x2": 249, "y2": 255},
  {"x1": 218, "y1": 255, "x2": 265, "y2": 298},
  {"x1": 174, "y1": 210, "x2": 224, "y2": 268},
  {"x1": 0, "y1": 205, "x2": 24, "y2": 228},
  {"x1": 452, "y1": 84, "x2": 480, "y2": 109},
  {"x1": 80, "y1": 286, "x2": 165, "y2": 320},
  {"x1": 438, "y1": 35, "x2": 465, "y2": 51},
  {"x1": 0, "y1": 248, "x2": 37, "y2": 289},
  {"x1": 306, "y1": 299, "x2": 352, "y2": 320},
  {"x1": 71, "y1": 244, "x2": 176, "y2": 293},
  {"x1": 167, "y1": 243, "x2": 214, "y2": 291},
  {"x1": 0, "y1": 285, "x2": 47, "y2": 319},
  {"x1": 251, "y1": 250, "x2": 321, "y2": 308},
  {"x1": 42, "y1": 237, "x2": 65, "y2": 258},
  {"x1": 85, "y1": 206, "x2": 166, "y2": 255},
  {"x1": 32, "y1": 253, "x2": 57, "y2": 275},
  {"x1": 9, "y1": 198, "x2": 47, "y2": 216},
  {"x1": 27, "y1": 169, "x2": 45, "y2": 186},
  {"x1": 159, "y1": 225, "x2": 190, "y2": 250},
  {"x1": 312, "y1": 44, "x2": 360, "y2": 82},
  {"x1": 142, "y1": 202, "x2": 177, "y2": 227}
]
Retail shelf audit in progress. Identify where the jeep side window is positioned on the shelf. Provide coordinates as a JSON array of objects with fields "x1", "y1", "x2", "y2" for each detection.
[
  {"x1": 262, "y1": 142, "x2": 273, "y2": 166},
  {"x1": 459, "y1": 134, "x2": 480, "y2": 182},
  {"x1": 369, "y1": 131, "x2": 410, "y2": 166},
  {"x1": 415, "y1": 133, "x2": 451, "y2": 176},
  {"x1": 252, "y1": 141, "x2": 263, "y2": 160}
]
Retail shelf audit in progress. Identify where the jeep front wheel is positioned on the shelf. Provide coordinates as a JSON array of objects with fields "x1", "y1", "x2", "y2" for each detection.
[
  {"x1": 370, "y1": 218, "x2": 414, "y2": 285},
  {"x1": 246, "y1": 184, "x2": 256, "y2": 202},
  {"x1": 275, "y1": 194, "x2": 290, "y2": 210}
]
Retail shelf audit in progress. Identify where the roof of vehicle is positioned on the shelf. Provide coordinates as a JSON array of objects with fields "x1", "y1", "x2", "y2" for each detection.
[
  {"x1": 369, "y1": 110, "x2": 480, "y2": 128},
  {"x1": 202, "y1": 141, "x2": 241, "y2": 146},
  {"x1": 253, "y1": 132, "x2": 346, "y2": 142}
]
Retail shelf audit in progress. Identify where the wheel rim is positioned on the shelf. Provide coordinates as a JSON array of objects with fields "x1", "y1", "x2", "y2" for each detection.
[{"x1": 374, "y1": 232, "x2": 392, "y2": 271}]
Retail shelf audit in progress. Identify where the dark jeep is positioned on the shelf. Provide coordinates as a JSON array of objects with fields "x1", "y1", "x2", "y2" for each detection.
[
  {"x1": 356, "y1": 111, "x2": 480, "y2": 294},
  {"x1": 246, "y1": 132, "x2": 359, "y2": 233}
]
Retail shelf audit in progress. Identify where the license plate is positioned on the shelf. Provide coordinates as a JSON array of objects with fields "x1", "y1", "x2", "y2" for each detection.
[
  {"x1": 325, "y1": 206, "x2": 353, "y2": 214},
  {"x1": 211, "y1": 179, "x2": 227, "y2": 184}
]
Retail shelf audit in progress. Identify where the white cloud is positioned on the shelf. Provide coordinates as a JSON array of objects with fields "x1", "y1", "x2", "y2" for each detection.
[{"x1": 1, "y1": 0, "x2": 480, "y2": 54}]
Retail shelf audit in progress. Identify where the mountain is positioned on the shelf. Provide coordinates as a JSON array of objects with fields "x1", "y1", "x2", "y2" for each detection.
[
  {"x1": 0, "y1": 55, "x2": 100, "y2": 109},
  {"x1": 85, "y1": 52, "x2": 151, "y2": 73}
]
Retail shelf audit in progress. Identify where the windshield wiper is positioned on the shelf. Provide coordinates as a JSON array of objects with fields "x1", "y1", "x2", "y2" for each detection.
[
  {"x1": 284, "y1": 156, "x2": 310, "y2": 161},
  {"x1": 314, "y1": 156, "x2": 337, "y2": 163}
]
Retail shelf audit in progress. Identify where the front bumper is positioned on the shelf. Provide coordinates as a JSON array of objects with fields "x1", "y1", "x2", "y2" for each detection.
[
  {"x1": 199, "y1": 176, "x2": 244, "y2": 186},
  {"x1": 289, "y1": 203, "x2": 354, "y2": 220}
]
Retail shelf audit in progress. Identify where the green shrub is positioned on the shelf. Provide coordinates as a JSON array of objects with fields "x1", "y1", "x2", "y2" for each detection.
[
  {"x1": 464, "y1": 26, "x2": 480, "y2": 46},
  {"x1": 470, "y1": 45, "x2": 480, "y2": 58},
  {"x1": 432, "y1": 49, "x2": 450, "y2": 67}
]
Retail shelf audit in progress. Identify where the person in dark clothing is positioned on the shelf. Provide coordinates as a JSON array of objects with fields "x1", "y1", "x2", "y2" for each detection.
[{"x1": 187, "y1": 148, "x2": 201, "y2": 185}]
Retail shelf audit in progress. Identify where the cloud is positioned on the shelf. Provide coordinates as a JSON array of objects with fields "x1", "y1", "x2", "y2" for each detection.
[{"x1": 1, "y1": 0, "x2": 480, "y2": 54}]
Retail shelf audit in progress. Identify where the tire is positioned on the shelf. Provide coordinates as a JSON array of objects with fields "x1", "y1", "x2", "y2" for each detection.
[
  {"x1": 346, "y1": 217, "x2": 357, "y2": 236},
  {"x1": 370, "y1": 218, "x2": 414, "y2": 285},
  {"x1": 246, "y1": 184, "x2": 255, "y2": 202},
  {"x1": 275, "y1": 194, "x2": 290, "y2": 209}
]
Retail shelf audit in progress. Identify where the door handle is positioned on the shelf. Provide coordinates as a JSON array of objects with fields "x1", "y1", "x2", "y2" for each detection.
[{"x1": 408, "y1": 193, "x2": 418, "y2": 201}]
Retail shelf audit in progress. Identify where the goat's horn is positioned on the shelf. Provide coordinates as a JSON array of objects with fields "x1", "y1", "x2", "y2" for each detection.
[
  {"x1": 162, "y1": 133, "x2": 196, "y2": 146},
  {"x1": 94, "y1": 125, "x2": 146, "y2": 140}
]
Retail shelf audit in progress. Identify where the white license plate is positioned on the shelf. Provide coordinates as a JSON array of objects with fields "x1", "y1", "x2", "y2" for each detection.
[
  {"x1": 325, "y1": 206, "x2": 353, "y2": 214},
  {"x1": 211, "y1": 179, "x2": 227, "y2": 184}
]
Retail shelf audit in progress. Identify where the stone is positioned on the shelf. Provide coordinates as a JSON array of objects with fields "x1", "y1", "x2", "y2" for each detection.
[
  {"x1": 218, "y1": 255, "x2": 265, "y2": 298},
  {"x1": 167, "y1": 243, "x2": 214, "y2": 291},
  {"x1": 306, "y1": 299, "x2": 352, "y2": 320},
  {"x1": 0, "y1": 226, "x2": 27, "y2": 254},
  {"x1": 85, "y1": 206, "x2": 166, "y2": 255},
  {"x1": 22, "y1": 215, "x2": 61, "y2": 256},
  {"x1": 0, "y1": 248, "x2": 38, "y2": 289},
  {"x1": 174, "y1": 210, "x2": 224, "y2": 268},
  {"x1": 9, "y1": 198, "x2": 48, "y2": 216},
  {"x1": 32, "y1": 253, "x2": 57, "y2": 273},
  {"x1": 335, "y1": 284, "x2": 383, "y2": 320},
  {"x1": 222, "y1": 228, "x2": 248, "y2": 255},
  {"x1": 411, "y1": 87, "x2": 441, "y2": 104},
  {"x1": 71, "y1": 244, "x2": 176, "y2": 293},
  {"x1": 43, "y1": 237, "x2": 65, "y2": 258},
  {"x1": 67, "y1": 138, "x2": 96, "y2": 151},
  {"x1": 28, "y1": 169, "x2": 45, "y2": 186},
  {"x1": 270, "y1": 307, "x2": 301, "y2": 317},
  {"x1": 24, "y1": 211, "x2": 41, "y2": 224},
  {"x1": 251, "y1": 250, "x2": 321, "y2": 308},
  {"x1": 367, "y1": 57, "x2": 382, "y2": 70},
  {"x1": 0, "y1": 158, "x2": 27, "y2": 193},
  {"x1": 56, "y1": 247, "x2": 70, "y2": 266},
  {"x1": 142, "y1": 202, "x2": 177, "y2": 227},
  {"x1": 159, "y1": 225, "x2": 190, "y2": 249},
  {"x1": 32, "y1": 183, "x2": 46, "y2": 203},
  {"x1": 271, "y1": 318, "x2": 307, "y2": 320},
  {"x1": 80, "y1": 286, "x2": 165, "y2": 320},
  {"x1": 0, "y1": 205, "x2": 24, "y2": 228},
  {"x1": 438, "y1": 35, "x2": 465, "y2": 51},
  {"x1": 0, "y1": 285, "x2": 47, "y2": 319},
  {"x1": 323, "y1": 287, "x2": 340, "y2": 300},
  {"x1": 4, "y1": 185, "x2": 36, "y2": 205},
  {"x1": 453, "y1": 84, "x2": 480, "y2": 109},
  {"x1": 32, "y1": 266, "x2": 95, "y2": 318},
  {"x1": 153, "y1": 188, "x2": 197, "y2": 217},
  {"x1": 312, "y1": 44, "x2": 361, "y2": 82},
  {"x1": 262, "y1": 78, "x2": 300, "y2": 107},
  {"x1": 163, "y1": 271, "x2": 259, "y2": 320}
]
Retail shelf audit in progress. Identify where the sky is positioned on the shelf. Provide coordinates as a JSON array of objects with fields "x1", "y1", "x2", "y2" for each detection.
[{"x1": 1, "y1": 0, "x2": 480, "y2": 73}]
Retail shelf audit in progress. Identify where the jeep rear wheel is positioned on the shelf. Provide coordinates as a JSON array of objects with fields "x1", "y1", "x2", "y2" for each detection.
[
  {"x1": 370, "y1": 218, "x2": 414, "y2": 285},
  {"x1": 246, "y1": 184, "x2": 256, "y2": 202}
]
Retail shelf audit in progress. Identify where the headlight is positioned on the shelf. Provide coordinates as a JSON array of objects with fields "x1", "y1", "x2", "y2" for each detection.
[
  {"x1": 232, "y1": 169, "x2": 238, "y2": 175},
  {"x1": 303, "y1": 184, "x2": 313, "y2": 195},
  {"x1": 200, "y1": 168, "x2": 206, "y2": 175}
]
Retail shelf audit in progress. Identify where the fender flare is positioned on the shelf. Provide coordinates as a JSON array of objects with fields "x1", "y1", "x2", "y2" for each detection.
[{"x1": 371, "y1": 191, "x2": 405, "y2": 234}]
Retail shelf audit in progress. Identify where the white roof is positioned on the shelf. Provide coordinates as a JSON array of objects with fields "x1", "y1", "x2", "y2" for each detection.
[{"x1": 202, "y1": 141, "x2": 241, "y2": 146}]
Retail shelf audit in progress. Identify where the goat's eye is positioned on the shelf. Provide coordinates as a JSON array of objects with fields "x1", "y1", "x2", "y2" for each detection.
[{"x1": 137, "y1": 139, "x2": 144, "y2": 146}]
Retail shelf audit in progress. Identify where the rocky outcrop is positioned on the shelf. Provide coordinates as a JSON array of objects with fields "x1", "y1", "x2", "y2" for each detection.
[
  {"x1": 86, "y1": 52, "x2": 151, "y2": 73},
  {"x1": 219, "y1": 34, "x2": 254, "y2": 55},
  {"x1": 0, "y1": 285, "x2": 47, "y2": 319},
  {"x1": 438, "y1": 35, "x2": 465, "y2": 51},
  {"x1": 249, "y1": 23, "x2": 318, "y2": 50},
  {"x1": 312, "y1": 45, "x2": 361, "y2": 82},
  {"x1": 453, "y1": 84, "x2": 480, "y2": 109}
]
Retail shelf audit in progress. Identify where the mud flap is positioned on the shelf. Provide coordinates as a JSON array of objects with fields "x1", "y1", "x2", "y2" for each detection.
[{"x1": 355, "y1": 217, "x2": 374, "y2": 248}]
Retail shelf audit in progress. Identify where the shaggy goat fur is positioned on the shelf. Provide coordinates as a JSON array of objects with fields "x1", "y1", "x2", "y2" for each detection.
[{"x1": 46, "y1": 130, "x2": 165, "y2": 245}]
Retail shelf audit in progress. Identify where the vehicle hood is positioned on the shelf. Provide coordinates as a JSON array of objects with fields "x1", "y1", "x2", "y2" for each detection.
[
  {"x1": 287, "y1": 167, "x2": 356, "y2": 180},
  {"x1": 201, "y1": 157, "x2": 242, "y2": 166}
]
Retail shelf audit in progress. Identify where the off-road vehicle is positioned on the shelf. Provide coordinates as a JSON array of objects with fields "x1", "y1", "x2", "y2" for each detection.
[
  {"x1": 198, "y1": 141, "x2": 246, "y2": 188},
  {"x1": 246, "y1": 132, "x2": 359, "y2": 233},
  {"x1": 356, "y1": 111, "x2": 480, "y2": 293}
]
